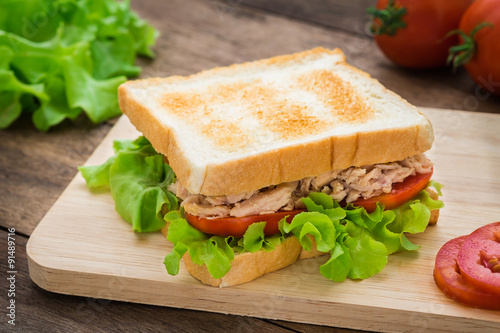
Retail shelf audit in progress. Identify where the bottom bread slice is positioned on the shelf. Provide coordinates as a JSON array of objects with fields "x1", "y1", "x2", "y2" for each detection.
[{"x1": 184, "y1": 236, "x2": 302, "y2": 287}]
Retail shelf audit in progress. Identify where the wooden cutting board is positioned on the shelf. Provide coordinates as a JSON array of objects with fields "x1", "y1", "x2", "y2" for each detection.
[{"x1": 27, "y1": 107, "x2": 500, "y2": 333}]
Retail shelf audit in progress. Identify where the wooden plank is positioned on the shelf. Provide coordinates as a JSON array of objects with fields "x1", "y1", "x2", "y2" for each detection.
[
  {"x1": 0, "y1": 230, "x2": 298, "y2": 332},
  {"x1": 242, "y1": 0, "x2": 375, "y2": 33},
  {"x1": 26, "y1": 107, "x2": 500, "y2": 333}
]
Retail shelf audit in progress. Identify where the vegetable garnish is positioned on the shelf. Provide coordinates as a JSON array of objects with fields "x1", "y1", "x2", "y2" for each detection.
[
  {"x1": 434, "y1": 222, "x2": 500, "y2": 310},
  {"x1": 164, "y1": 189, "x2": 443, "y2": 282},
  {"x1": 456, "y1": 222, "x2": 500, "y2": 296},
  {"x1": 80, "y1": 137, "x2": 444, "y2": 283},
  {"x1": 433, "y1": 236, "x2": 500, "y2": 310},
  {"x1": 0, "y1": 0, "x2": 159, "y2": 130},
  {"x1": 79, "y1": 137, "x2": 178, "y2": 232}
]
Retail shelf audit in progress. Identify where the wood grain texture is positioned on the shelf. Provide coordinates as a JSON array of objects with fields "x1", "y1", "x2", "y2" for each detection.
[
  {"x1": 243, "y1": 0, "x2": 375, "y2": 33},
  {"x1": 0, "y1": 115, "x2": 115, "y2": 236},
  {"x1": 26, "y1": 107, "x2": 500, "y2": 333}
]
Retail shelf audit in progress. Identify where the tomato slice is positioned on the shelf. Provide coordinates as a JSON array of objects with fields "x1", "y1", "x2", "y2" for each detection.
[
  {"x1": 351, "y1": 169, "x2": 433, "y2": 212},
  {"x1": 434, "y1": 236, "x2": 500, "y2": 310},
  {"x1": 457, "y1": 222, "x2": 500, "y2": 296},
  {"x1": 185, "y1": 210, "x2": 304, "y2": 238}
]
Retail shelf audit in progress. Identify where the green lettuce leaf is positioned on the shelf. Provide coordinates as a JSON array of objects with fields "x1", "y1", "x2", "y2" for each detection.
[
  {"x1": 91, "y1": 33, "x2": 141, "y2": 80},
  {"x1": 344, "y1": 220, "x2": 388, "y2": 279},
  {"x1": 372, "y1": 184, "x2": 445, "y2": 254},
  {"x1": 243, "y1": 221, "x2": 285, "y2": 253},
  {"x1": 283, "y1": 211, "x2": 339, "y2": 252},
  {"x1": 164, "y1": 218, "x2": 234, "y2": 279},
  {"x1": 163, "y1": 184, "x2": 444, "y2": 282},
  {"x1": 370, "y1": 210, "x2": 402, "y2": 254},
  {"x1": 78, "y1": 137, "x2": 150, "y2": 189},
  {"x1": 285, "y1": 187, "x2": 444, "y2": 281},
  {"x1": 344, "y1": 203, "x2": 385, "y2": 231},
  {"x1": 0, "y1": 44, "x2": 48, "y2": 128},
  {"x1": 285, "y1": 193, "x2": 389, "y2": 281},
  {"x1": 0, "y1": 0, "x2": 159, "y2": 130},
  {"x1": 63, "y1": 55, "x2": 125, "y2": 124},
  {"x1": 79, "y1": 137, "x2": 178, "y2": 232},
  {"x1": 79, "y1": 156, "x2": 116, "y2": 189},
  {"x1": 301, "y1": 194, "x2": 346, "y2": 221},
  {"x1": 320, "y1": 241, "x2": 352, "y2": 282},
  {"x1": 164, "y1": 212, "x2": 287, "y2": 278}
]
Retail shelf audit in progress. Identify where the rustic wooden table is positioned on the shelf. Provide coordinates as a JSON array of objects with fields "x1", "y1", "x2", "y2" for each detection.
[{"x1": 1, "y1": 0, "x2": 499, "y2": 332}]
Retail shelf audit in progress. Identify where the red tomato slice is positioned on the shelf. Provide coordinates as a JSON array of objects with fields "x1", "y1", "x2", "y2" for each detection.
[
  {"x1": 185, "y1": 210, "x2": 304, "y2": 238},
  {"x1": 434, "y1": 236, "x2": 500, "y2": 310},
  {"x1": 351, "y1": 169, "x2": 433, "y2": 212},
  {"x1": 457, "y1": 222, "x2": 500, "y2": 296}
]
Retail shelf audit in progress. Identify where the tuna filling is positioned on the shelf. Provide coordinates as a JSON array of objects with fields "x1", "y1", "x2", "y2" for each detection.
[{"x1": 168, "y1": 154, "x2": 433, "y2": 219}]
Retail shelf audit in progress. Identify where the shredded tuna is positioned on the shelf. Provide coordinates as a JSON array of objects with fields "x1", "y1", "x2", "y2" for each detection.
[
  {"x1": 230, "y1": 181, "x2": 297, "y2": 217},
  {"x1": 167, "y1": 182, "x2": 190, "y2": 201},
  {"x1": 183, "y1": 203, "x2": 230, "y2": 219},
  {"x1": 175, "y1": 153, "x2": 433, "y2": 218}
]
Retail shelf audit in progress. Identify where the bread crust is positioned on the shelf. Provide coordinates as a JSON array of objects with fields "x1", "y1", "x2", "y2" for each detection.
[{"x1": 119, "y1": 47, "x2": 434, "y2": 196}]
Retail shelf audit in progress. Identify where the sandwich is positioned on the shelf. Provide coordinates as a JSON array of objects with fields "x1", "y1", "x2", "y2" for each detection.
[{"x1": 81, "y1": 47, "x2": 444, "y2": 287}]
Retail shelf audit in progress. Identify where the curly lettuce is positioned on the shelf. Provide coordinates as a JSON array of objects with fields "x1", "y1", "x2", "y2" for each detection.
[
  {"x1": 0, "y1": 0, "x2": 159, "y2": 130},
  {"x1": 79, "y1": 137, "x2": 178, "y2": 232}
]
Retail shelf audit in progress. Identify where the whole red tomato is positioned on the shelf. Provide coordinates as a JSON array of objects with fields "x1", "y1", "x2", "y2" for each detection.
[
  {"x1": 368, "y1": 0, "x2": 475, "y2": 68},
  {"x1": 450, "y1": 0, "x2": 500, "y2": 95}
]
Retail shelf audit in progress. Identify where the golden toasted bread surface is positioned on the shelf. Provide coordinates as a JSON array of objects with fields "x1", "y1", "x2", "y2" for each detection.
[{"x1": 119, "y1": 47, "x2": 433, "y2": 196}]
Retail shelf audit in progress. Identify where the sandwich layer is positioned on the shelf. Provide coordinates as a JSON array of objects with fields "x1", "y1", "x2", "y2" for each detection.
[
  {"x1": 171, "y1": 153, "x2": 433, "y2": 219},
  {"x1": 119, "y1": 47, "x2": 434, "y2": 196}
]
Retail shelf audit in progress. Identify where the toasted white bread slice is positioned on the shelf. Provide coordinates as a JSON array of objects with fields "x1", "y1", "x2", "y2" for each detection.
[{"x1": 119, "y1": 47, "x2": 433, "y2": 197}]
